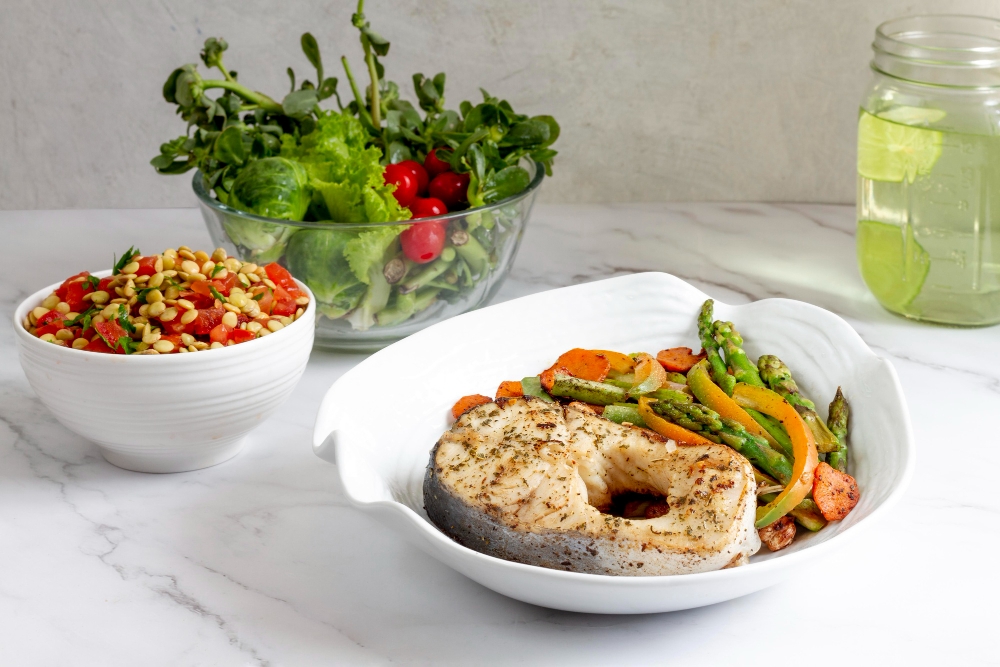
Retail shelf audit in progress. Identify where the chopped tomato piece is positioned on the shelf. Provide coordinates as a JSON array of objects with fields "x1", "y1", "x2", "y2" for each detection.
[
  {"x1": 209, "y1": 323, "x2": 233, "y2": 344},
  {"x1": 229, "y1": 328, "x2": 255, "y2": 343},
  {"x1": 192, "y1": 307, "x2": 225, "y2": 335},
  {"x1": 264, "y1": 263, "x2": 302, "y2": 297},
  {"x1": 159, "y1": 334, "x2": 184, "y2": 352},
  {"x1": 83, "y1": 337, "x2": 115, "y2": 353},
  {"x1": 271, "y1": 285, "x2": 297, "y2": 317},
  {"x1": 35, "y1": 310, "x2": 64, "y2": 327},
  {"x1": 135, "y1": 256, "x2": 158, "y2": 276},
  {"x1": 97, "y1": 276, "x2": 115, "y2": 293},
  {"x1": 35, "y1": 321, "x2": 67, "y2": 337},
  {"x1": 214, "y1": 272, "x2": 237, "y2": 296},
  {"x1": 190, "y1": 280, "x2": 214, "y2": 298},
  {"x1": 93, "y1": 319, "x2": 129, "y2": 352},
  {"x1": 64, "y1": 279, "x2": 94, "y2": 312},
  {"x1": 55, "y1": 272, "x2": 90, "y2": 300},
  {"x1": 249, "y1": 285, "x2": 273, "y2": 315},
  {"x1": 179, "y1": 290, "x2": 217, "y2": 310}
]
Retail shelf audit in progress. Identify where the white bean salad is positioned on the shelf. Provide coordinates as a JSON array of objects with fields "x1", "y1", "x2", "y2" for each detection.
[{"x1": 23, "y1": 246, "x2": 309, "y2": 354}]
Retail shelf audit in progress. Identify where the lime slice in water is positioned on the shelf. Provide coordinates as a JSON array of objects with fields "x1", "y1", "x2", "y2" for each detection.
[
  {"x1": 857, "y1": 110, "x2": 943, "y2": 183},
  {"x1": 857, "y1": 220, "x2": 930, "y2": 311},
  {"x1": 877, "y1": 106, "x2": 946, "y2": 126}
]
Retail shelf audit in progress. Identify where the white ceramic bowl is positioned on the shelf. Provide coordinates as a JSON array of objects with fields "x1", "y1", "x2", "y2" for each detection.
[
  {"x1": 15, "y1": 271, "x2": 315, "y2": 473},
  {"x1": 312, "y1": 272, "x2": 915, "y2": 614}
]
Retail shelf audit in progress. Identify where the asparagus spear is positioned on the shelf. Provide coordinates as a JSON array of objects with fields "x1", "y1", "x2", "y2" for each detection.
[
  {"x1": 548, "y1": 374, "x2": 627, "y2": 405},
  {"x1": 713, "y1": 321, "x2": 764, "y2": 385},
  {"x1": 603, "y1": 403, "x2": 646, "y2": 427},
  {"x1": 520, "y1": 376, "x2": 554, "y2": 402},
  {"x1": 758, "y1": 355, "x2": 840, "y2": 453},
  {"x1": 650, "y1": 400, "x2": 793, "y2": 484},
  {"x1": 698, "y1": 300, "x2": 736, "y2": 396},
  {"x1": 712, "y1": 320, "x2": 795, "y2": 458},
  {"x1": 826, "y1": 387, "x2": 849, "y2": 472}
]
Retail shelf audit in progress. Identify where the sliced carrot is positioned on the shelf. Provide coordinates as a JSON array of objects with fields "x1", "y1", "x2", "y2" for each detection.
[
  {"x1": 451, "y1": 394, "x2": 493, "y2": 420},
  {"x1": 553, "y1": 348, "x2": 612, "y2": 382},
  {"x1": 495, "y1": 380, "x2": 524, "y2": 399},
  {"x1": 812, "y1": 462, "x2": 860, "y2": 521},
  {"x1": 539, "y1": 365, "x2": 570, "y2": 392},
  {"x1": 592, "y1": 350, "x2": 634, "y2": 375},
  {"x1": 656, "y1": 347, "x2": 707, "y2": 373}
]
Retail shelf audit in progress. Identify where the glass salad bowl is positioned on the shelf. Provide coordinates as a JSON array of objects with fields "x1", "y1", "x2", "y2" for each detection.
[{"x1": 194, "y1": 160, "x2": 542, "y2": 352}]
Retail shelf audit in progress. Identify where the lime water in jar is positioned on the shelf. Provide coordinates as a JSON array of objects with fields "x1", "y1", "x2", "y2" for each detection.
[{"x1": 858, "y1": 15, "x2": 1000, "y2": 325}]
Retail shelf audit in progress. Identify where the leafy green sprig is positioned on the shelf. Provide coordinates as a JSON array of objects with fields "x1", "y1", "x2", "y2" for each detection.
[{"x1": 152, "y1": 1, "x2": 559, "y2": 208}]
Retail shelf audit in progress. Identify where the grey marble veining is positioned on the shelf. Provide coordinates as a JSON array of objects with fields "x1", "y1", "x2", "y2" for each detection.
[{"x1": 0, "y1": 204, "x2": 995, "y2": 665}]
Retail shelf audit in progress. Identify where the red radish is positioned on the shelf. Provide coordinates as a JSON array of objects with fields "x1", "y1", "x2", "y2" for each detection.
[
  {"x1": 396, "y1": 159, "x2": 429, "y2": 196},
  {"x1": 409, "y1": 197, "x2": 448, "y2": 219},
  {"x1": 429, "y1": 171, "x2": 470, "y2": 209},
  {"x1": 383, "y1": 163, "x2": 418, "y2": 207},
  {"x1": 400, "y1": 220, "x2": 447, "y2": 264},
  {"x1": 423, "y1": 148, "x2": 452, "y2": 178}
]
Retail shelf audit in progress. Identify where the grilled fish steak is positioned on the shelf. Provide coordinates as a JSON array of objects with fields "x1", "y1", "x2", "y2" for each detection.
[{"x1": 424, "y1": 397, "x2": 760, "y2": 575}]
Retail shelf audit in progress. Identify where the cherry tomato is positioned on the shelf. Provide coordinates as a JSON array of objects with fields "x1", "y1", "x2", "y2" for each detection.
[
  {"x1": 408, "y1": 197, "x2": 448, "y2": 219},
  {"x1": 396, "y1": 160, "x2": 429, "y2": 196},
  {"x1": 400, "y1": 220, "x2": 447, "y2": 264},
  {"x1": 383, "y1": 163, "x2": 418, "y2": 207},
  {"x1": 428, "y1": 171, "x2": 470, "y2": 209},
  {"x1": 423, "y1": 148, "x2": 452, "y2": 178}
]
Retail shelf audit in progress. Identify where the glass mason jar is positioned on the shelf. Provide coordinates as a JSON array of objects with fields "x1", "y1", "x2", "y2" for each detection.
[{"x1": 857, "y1": 15, "x2": 1000, "y2": 325}]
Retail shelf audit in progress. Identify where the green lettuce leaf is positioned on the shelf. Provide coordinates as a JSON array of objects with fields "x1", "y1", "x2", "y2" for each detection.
[{"x1": 344, "y1": 225, "x2": 406, "y2": 285}]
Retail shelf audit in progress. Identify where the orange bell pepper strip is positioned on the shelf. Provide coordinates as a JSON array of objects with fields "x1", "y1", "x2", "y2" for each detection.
[
  {"x1": 638, "y1": 397, "x2": 715, "y2": 446},
  {"x1": 732, "y1": 383, "x2": 819, "y2": 528},
  {"x1": 687, "y1": 360, "x2": 784, "y2": 451},
  {"x1": 592, "y1": 350, "x2": 635, "y2": 376}
]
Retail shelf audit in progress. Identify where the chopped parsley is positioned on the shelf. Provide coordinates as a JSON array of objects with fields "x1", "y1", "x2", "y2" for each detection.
[
  {"x1": 117, "y1": 304, "x2": 136, "y2": 334},
  {"x1": 112, "y1": 246, "x2": 139, "y2": 275}
]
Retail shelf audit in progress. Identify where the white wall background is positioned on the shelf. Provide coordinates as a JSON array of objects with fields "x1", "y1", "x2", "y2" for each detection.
[{"x1": 1, "y1": 0, "x2": 996, "y2": 209}]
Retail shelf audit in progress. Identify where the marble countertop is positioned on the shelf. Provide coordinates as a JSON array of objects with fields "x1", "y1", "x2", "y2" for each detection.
[{"x1": 1, "y1": 204, "x2": 992, "y2": 665}]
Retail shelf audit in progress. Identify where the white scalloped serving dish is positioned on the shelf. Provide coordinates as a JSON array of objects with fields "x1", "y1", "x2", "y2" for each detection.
[{"x1": 312, "y1": 272, "x2": 914, "y2": 614}]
